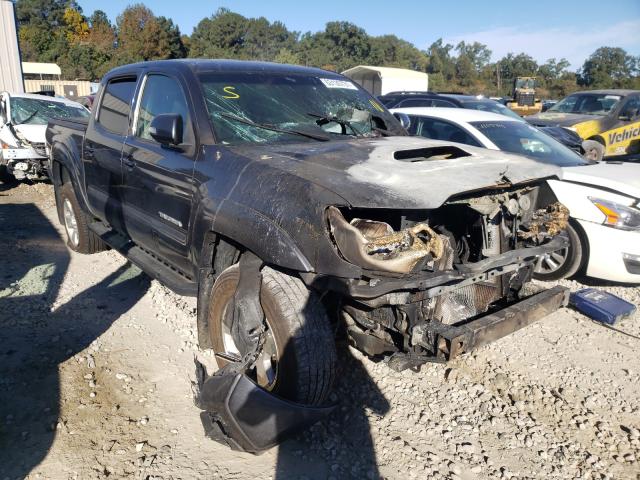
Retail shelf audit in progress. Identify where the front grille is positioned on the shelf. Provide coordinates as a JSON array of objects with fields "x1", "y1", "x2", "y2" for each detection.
[
  {"x1": 516, "y1": 92, "x2": 535, "y2": 106},
  {"x1": 434, "y1": 282, "x2": 502, "y2": 325}
]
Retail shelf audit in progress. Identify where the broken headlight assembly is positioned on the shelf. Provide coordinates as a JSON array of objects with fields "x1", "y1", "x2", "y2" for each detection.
[
  {"x1": 589, "y1": 197, "x2": 640, "y2": 231},
  {"x1": 326, "y1": 206, "x2": 444, "y2": 274}
]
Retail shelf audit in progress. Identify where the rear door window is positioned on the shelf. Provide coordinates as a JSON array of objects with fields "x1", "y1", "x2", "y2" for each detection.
[{"x1": 97, "y1": 77, "x2": 137, "y2": 135}]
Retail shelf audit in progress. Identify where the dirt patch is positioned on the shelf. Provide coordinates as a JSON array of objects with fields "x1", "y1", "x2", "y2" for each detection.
[{"x1": 1, "y1": 181, "x2": 639, "y2": 479}]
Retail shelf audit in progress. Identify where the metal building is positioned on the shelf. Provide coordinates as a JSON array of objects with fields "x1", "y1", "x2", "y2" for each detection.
[{"x1": 0, "y1": 0, "x2": 25, "y2": 93}]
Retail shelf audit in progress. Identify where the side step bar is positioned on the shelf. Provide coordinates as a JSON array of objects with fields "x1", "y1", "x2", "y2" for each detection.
[{"x1": 89, "y1": 222, "x2": 198, "y2": 297}]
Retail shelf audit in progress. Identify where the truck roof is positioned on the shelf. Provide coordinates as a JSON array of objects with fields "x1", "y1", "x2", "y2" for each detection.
[{"x1": 106, "y1": 59, "x2": 341, "y2": 79}]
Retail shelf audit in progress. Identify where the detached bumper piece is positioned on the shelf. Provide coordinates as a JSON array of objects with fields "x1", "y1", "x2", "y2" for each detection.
[
  {"x1": 414, "y1": 285, "x2": 569, "y2": 361},
  {"x1": 198, "y1": 373, "x2": 334, "y2": 454}
]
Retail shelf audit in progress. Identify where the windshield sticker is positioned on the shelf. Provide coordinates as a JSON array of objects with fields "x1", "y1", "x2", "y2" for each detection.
[
  {"x1": 604, "y1": 95, "x2": 621, "y2": 100},
  {"x1": 222, "y1": 86, "x2": 240, "y2": 99},
  {"x1": 320, "y1": 78, "x2": 358, "y2": 90}
]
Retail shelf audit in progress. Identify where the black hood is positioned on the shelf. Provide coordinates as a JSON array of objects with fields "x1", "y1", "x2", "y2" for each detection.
[{"x1": 228, "y1": 136, "x2": 563, "y2": 209}]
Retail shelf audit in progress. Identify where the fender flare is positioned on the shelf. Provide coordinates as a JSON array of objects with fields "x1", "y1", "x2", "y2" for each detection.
[
  {"x1": 49, "y1": 142, "x2": 91, "y2": 222},
  {"x1": 208, "y1": 199, "x2": 313, "y2": 273}
]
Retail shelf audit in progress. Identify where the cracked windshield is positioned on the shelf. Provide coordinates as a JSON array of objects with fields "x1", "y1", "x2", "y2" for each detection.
[
  {"x1": 10, "y1": 97, "x2": 89, "y2": 125},
  {"x1": 200, "y1": 72, "x2": 399, "y2": 144}
]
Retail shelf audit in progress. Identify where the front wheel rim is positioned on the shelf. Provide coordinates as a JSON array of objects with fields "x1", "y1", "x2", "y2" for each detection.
[
  {"x1": 220, "y1": 303, "x2": 279, "y2": 390},
  {"x1": 63, "y1": 198, "x2": 79, "y2": 247}
]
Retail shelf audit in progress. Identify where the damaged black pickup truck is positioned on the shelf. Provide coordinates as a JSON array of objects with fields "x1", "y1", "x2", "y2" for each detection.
[{"x1": 46, "y1": 60, "x2": 572, "y2": 452}]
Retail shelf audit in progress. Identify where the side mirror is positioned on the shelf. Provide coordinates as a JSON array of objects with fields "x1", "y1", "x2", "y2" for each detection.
[
  {"x1": 393, "y1": 112, "x2": 411, "y2": 130},
  {"x1": 149, "y1": 113, "x2": 183, "y2": 145}
]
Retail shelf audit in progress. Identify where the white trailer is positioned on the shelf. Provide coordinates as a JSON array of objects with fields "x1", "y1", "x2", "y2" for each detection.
[
  {"x1": 0, "y1": 0, "x2": 24, "y2": 93},
  {"x1": 342, "y1": 65, "x2": 428, "y2": 96}
]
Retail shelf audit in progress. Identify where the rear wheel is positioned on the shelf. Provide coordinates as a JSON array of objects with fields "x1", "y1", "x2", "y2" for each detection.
[
  {"x1": 207, "y1": 264, "x2": 336, "y2": 405},
  {"x1": 59, "y1": 182, "x2": 106, "y2": 254},
  {"x1": 533, "y1": 222, "x2": 584, "y2": 281}
]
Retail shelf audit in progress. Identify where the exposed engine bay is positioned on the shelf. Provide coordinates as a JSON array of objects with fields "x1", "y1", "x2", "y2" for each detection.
[
  {"x1": 327, "y1": 182, "x2": 569, "y2": 369},
  {"x1": 0, "y1": 124, "x2": 48, "y2": 181}
]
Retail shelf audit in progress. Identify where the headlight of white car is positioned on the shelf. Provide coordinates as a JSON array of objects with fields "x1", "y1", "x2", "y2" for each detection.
[{"x1": 589, "y1": 197, "x2": 640, "y2": 231}]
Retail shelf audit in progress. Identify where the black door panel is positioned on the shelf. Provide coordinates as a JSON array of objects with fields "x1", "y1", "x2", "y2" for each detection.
[
  {"x1": 121, "y1": 73, "x2": 197, "y2": 277},
  {"x1": 83, "y1": 77, "x2": 137, "y2": 232}
]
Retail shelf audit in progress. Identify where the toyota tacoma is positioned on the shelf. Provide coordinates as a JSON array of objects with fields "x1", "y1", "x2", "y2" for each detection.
[{"x1": 46, "y1": 60, "x2": 570, "y2": 452}]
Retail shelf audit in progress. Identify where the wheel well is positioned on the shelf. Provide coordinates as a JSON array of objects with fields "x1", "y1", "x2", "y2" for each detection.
[
  {"x1": 196, "y1": 234, "x2": 243, "y2": 349},
  {"x1": 569, "y1": 218, "x2": 590, "y2": 275},
  {"x1": 588, "y1": 135, "x2": 605, "y2": 146}
]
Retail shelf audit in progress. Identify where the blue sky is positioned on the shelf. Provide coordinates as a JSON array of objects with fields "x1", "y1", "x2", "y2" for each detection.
[{"x1": 78, "y1": 0, "x2": 640, "y2": 69}]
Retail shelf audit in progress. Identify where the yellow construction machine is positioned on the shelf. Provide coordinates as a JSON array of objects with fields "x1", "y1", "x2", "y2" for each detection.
[{"x1": 506, "y1": 77, "x2": 543, "y2": 116}]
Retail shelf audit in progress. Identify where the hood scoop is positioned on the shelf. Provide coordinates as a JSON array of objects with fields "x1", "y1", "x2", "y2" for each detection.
[{"x1": 393, "y1": 146, "x2": 472, "y2": 162}]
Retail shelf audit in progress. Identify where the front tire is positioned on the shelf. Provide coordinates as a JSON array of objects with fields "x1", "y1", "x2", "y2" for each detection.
[
  {"x1": 58, "y1": 183, "x2": 106, "y2": 254},
  {"x1": 533, "y1": 222, "x2": 584, "y2": 281},
  {"x1": 207, "y1": 264, "x2": 336, "y2": 405}
]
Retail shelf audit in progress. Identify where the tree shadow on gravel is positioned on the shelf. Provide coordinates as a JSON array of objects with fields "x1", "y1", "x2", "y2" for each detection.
[
  {"x1": 0, "y1": 201, "x2": 149, "y2": 479},
  {"x1": 274, "y1": 341, "x2": 390, "y2": 480}
]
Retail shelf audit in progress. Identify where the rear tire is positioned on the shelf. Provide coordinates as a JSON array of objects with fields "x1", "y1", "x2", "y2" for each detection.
[
  {"x1": 207, "y1": 264, "x2": 336, "y2": 405},
  {"x1": 533, "y1": 222, "x2": 584, "y2": 281},
  {"x1": 59, "y1": 182, "x2": 106, "y2": 254}
]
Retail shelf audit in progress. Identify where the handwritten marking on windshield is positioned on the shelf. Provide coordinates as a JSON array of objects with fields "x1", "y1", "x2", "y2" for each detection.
[{"x1": 222, "y1": 86, "x2": 240, "y2": 99}]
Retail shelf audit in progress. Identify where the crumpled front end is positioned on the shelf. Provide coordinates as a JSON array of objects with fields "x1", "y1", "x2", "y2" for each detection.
[
  {"x1": 316, "y1": 180, "x2": 570, "y2": 368},
  {"x1": 1, "y1": 126, "x2": 48, "y2": 180}
]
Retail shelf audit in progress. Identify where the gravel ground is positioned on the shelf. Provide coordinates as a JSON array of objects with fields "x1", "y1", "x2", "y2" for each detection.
[{"x1": 1, "y1": 181, "x2": 639, "y2": 480}]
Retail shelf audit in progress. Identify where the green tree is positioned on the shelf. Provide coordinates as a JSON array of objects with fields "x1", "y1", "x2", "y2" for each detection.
[
  {"x1": 16, "y1": 0, "x2": 80, "y2": 27},
  {"x1": 580, "y1": 47, "x2": 637, "y2": 88},
  {"x1": 538, "y1": 57, "x2": 570, "y2": 81},
  {"x1": 156, "y1": 16, "x2": 187, "y2": 59},
  {"x1": 426, "y1": 39, "x2": 456, "y2": 90},
  {"x1": 86, "y1": 10, "x2": 116, "y2": 53},
  {"x1": 456, "y1": 41, "x2": 492, "y2": 71},
  {"x1": 322, "y1": 21, "x2": 371, "y2": 71},
  {"x1": 189, "y1": 8, "x2": 249, "y2": 58},
  {"x1": 368, "y1": 35, "x2": 427, "y2": 71},
  {"x1": 115, "y1": 4, "x2": 185, "y2": 63}
]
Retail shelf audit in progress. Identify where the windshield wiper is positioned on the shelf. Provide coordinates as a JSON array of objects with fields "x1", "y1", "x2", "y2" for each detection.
[
  {"x1": 307, "y1": 112, "x2": 361, "y2": 136},
  {"x1": 220, "y1": 112, "x2": 329, "y2": 142},
  {"x1": 15, "y1": 109, "x2": 40, "y2": 125}
]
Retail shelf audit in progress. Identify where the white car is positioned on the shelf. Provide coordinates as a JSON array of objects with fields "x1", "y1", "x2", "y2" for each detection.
[
  {"x1": 391, "y1": 107, "x2": 640, "y2": 283},
  {"x1": 0, "y1": 92, "x2": 89, "y2": 180}
]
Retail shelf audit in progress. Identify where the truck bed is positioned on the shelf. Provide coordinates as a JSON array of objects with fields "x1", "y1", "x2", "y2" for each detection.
[{"x1": 45, "y1": 117, "x2": 89, "y2": 165}]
